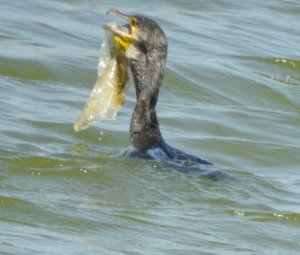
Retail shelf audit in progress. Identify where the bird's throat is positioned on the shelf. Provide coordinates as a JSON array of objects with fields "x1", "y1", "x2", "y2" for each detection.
[{"x1": 130, "y1": 93, "x2": 162, "y2": 152}]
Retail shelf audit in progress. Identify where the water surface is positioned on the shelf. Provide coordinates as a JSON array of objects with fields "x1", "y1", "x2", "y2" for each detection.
[{"x1": 1, "y1": 1, "x2": 300, "y2": 254}]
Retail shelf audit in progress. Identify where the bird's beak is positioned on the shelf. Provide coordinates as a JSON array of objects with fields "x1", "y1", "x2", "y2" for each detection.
[
  {"x1": 106, "y1": 8, "x2": 131, "y2": 22},
  {"x1": 103, "y1": 8, "x2": 135, "y2": 54}
]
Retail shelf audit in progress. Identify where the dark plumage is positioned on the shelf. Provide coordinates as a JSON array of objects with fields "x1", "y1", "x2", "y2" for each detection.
[{"x1": 105, "y1": 9, "x2": 212, "y2": 166}]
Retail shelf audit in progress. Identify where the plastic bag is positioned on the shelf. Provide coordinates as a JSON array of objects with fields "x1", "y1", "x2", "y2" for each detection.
[{"x1": 74, "y1": 29, "x2": 129, "y2": 132}]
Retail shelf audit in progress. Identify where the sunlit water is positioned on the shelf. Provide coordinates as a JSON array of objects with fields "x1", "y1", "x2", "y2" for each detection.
[{"x1": 1, "y1": 1, "x2": 300, "y2": 254}]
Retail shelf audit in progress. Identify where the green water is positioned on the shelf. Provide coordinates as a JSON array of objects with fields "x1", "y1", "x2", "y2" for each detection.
[{"x1": 1, "y1": 1, "x2": 300, "y2": 254}]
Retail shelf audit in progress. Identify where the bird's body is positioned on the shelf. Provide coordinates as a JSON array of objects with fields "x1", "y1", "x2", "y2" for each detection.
[
  {"x1": 104, "y1": 9, "x2": 212, "y2": 167},
  {"x1": 121, "y1": 139, "x2": 212, "y2": 165}
]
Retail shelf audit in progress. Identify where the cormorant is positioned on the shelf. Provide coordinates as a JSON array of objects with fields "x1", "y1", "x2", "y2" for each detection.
[{"x1": 104, "y1": 9, "x2": 212, "y2": 166}]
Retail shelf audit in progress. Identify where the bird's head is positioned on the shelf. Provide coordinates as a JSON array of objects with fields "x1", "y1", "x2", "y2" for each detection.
[
  {"x1": 104, "y1": 8, "x2": 168, "y2": 63},
  {"x1": 104, "y1": 8, "x2": 168, "y2": 99}
]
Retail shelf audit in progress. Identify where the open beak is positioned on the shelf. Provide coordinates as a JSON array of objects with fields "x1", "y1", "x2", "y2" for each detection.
[{"x1": 103, "y1": 8, "x2": 135, "y2": 54}]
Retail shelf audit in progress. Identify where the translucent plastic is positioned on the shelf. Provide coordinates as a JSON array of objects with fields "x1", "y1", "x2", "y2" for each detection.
[{"x1": 74, "y1": 30, "x2": 129, "y2": 132}]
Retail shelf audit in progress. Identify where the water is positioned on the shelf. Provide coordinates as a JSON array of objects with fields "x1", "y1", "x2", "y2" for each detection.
[{"x1": 1, "y1": 0, "x2": 300, "y2": 254}]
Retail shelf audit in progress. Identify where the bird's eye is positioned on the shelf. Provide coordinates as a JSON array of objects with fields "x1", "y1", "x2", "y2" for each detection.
[{"x1": 130, "y1": 17, "x2": 137, "y2": 27}]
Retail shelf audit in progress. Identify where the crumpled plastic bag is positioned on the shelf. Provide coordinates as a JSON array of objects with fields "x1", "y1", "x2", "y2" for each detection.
[{"x1": 74, "y1": 27, "x2": 129, "y2": 132}]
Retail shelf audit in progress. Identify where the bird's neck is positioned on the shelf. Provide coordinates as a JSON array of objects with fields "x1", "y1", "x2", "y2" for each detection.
[{"x1": 129, "y1": 56, "x2": 165, "y2": 152}]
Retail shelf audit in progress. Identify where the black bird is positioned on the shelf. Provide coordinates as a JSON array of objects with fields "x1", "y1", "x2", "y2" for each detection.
[{"x1": 104, "y1": 9, "x2": 212, "y2": 166}]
